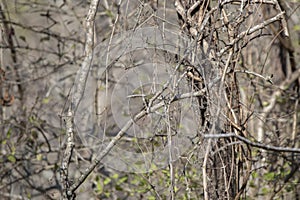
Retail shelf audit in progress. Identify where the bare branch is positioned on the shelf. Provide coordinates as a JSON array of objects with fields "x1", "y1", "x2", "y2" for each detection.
[
  {"x1": 60, "y1": 110, "x2": 75, "y2": 199},
  {"x1": 68, "y1": 88, "x2": 206, "y2": 194},
  {"x1": 71, "y1": 0, "x2": 99, "y2": 112},
  {"x1": 61, "y1": 0, "x2": 100, "y2": 199},
  {"x1": 204, "y1": 133, "x2": 300, "y2": 153},
  {"x1": 258, "y1": 65, "x2": 300, "y2": 141},
  {"x1": 218, "y1": 11, "x2": 285, "y2": 56}
]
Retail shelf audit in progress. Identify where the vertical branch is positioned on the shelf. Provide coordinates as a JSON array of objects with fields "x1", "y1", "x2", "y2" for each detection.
[
  {"x1": 61, "y1": 110, "x2": 75, "y2": 199},
  {"x1": 60, "y1": 0, "x2": 100, "y2": 199},
  {"x1": 166, "y1": 102, "x2": 175, "y2": 200},
  {"x1": 292, "y1": 99, "x2": 298, "y2": 147},
  {"x1": 258, "y1": 67, "x2": 300, "y2": 142},
  {"x1": 202, "y1": 138, "x2": 211, "y2": 200},
  {"x1": 0, "y1": 2, "x2": 19, "y2": 104},
  {"x1": 71, "y1": 0, "x2": 100, "y2": 112}
]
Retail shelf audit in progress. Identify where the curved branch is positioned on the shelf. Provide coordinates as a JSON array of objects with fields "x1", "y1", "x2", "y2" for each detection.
[{"x1": 204, "y1": 133, "x2": 300, "y2": 153}]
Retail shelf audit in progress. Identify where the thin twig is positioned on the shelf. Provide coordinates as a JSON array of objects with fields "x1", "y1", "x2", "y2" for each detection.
[
  {"x1": 68, "y1": 88, "x2": 206, "y2": 194},
  {"x1": 257, "y1": 65, "x2": 300, "y2": 141},
  {"x1": 203, "y1": 133, "x2": 300, "y2": 153},
  {"x1": 235, "y1": 69, "x2": 273, "y2": 84},
  {"x1": 202, "y1": 138, "x2": 211, "y2": 200},
  {"x1": 166, "y1": 101, "x2": 175, "y2": 200},
  {"x1": 218, "y1": 11, "x2": 285, "y2": 56}
]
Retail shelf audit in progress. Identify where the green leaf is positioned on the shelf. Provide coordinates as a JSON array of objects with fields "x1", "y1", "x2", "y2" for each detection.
[
  {"x1": 96, "y1": 181, "x2": 103, "y2": 194},
  {"x1": 251, "y1": 171, "x2": 258, "y2": 179},
  {"x1": 42, "y1": 97, "x2": 50, "y2": 104},
  {"x1": 6, "y1": 128, "x2": 12, "y2": 139},
  {"x1": 104, "y1": 192, "x2": 110, "y2": 197},
  {"x1": 263, "y1": 172, "x2": 275, "y2": 181},
  {"x1": 117, "y1": 176, "x2": 128, "y2": 184},
  {"x1": 150, "y1": 163, "x2": 158, "y2": 171},
  {"x1": 29, "y1": 116, "x2": 36, "y2": 123},
  {"x1": 11, "y1": 146, "x2": 16, "y2": 155},
  {"x1": 261, "y1": 187, "x2": 269, "y2": 195},
  {"x1": 103, "y1": 177, "x2": 111, "y2": 185},
  {"x1": 249, "y1": 180, "x2": 256, "y2": 188},
  {"x1": 7, "y1": 155, "x2": 16, "y2": 163},
  {"x1": 105, "y1": 10, "x2": 114, "y2": 18},
  {"x1": 262, "y1": 101, "x2": 269, "y2": 107},
  {"x1": 112, "y1": 173, "x2": 119, "y2": 179},
  {"x1": 36, "y1": 153, "x2": 43, "y2": 161},
  {"x1": 293, "y1": 25, "x2": 300, "y2": 31}
]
